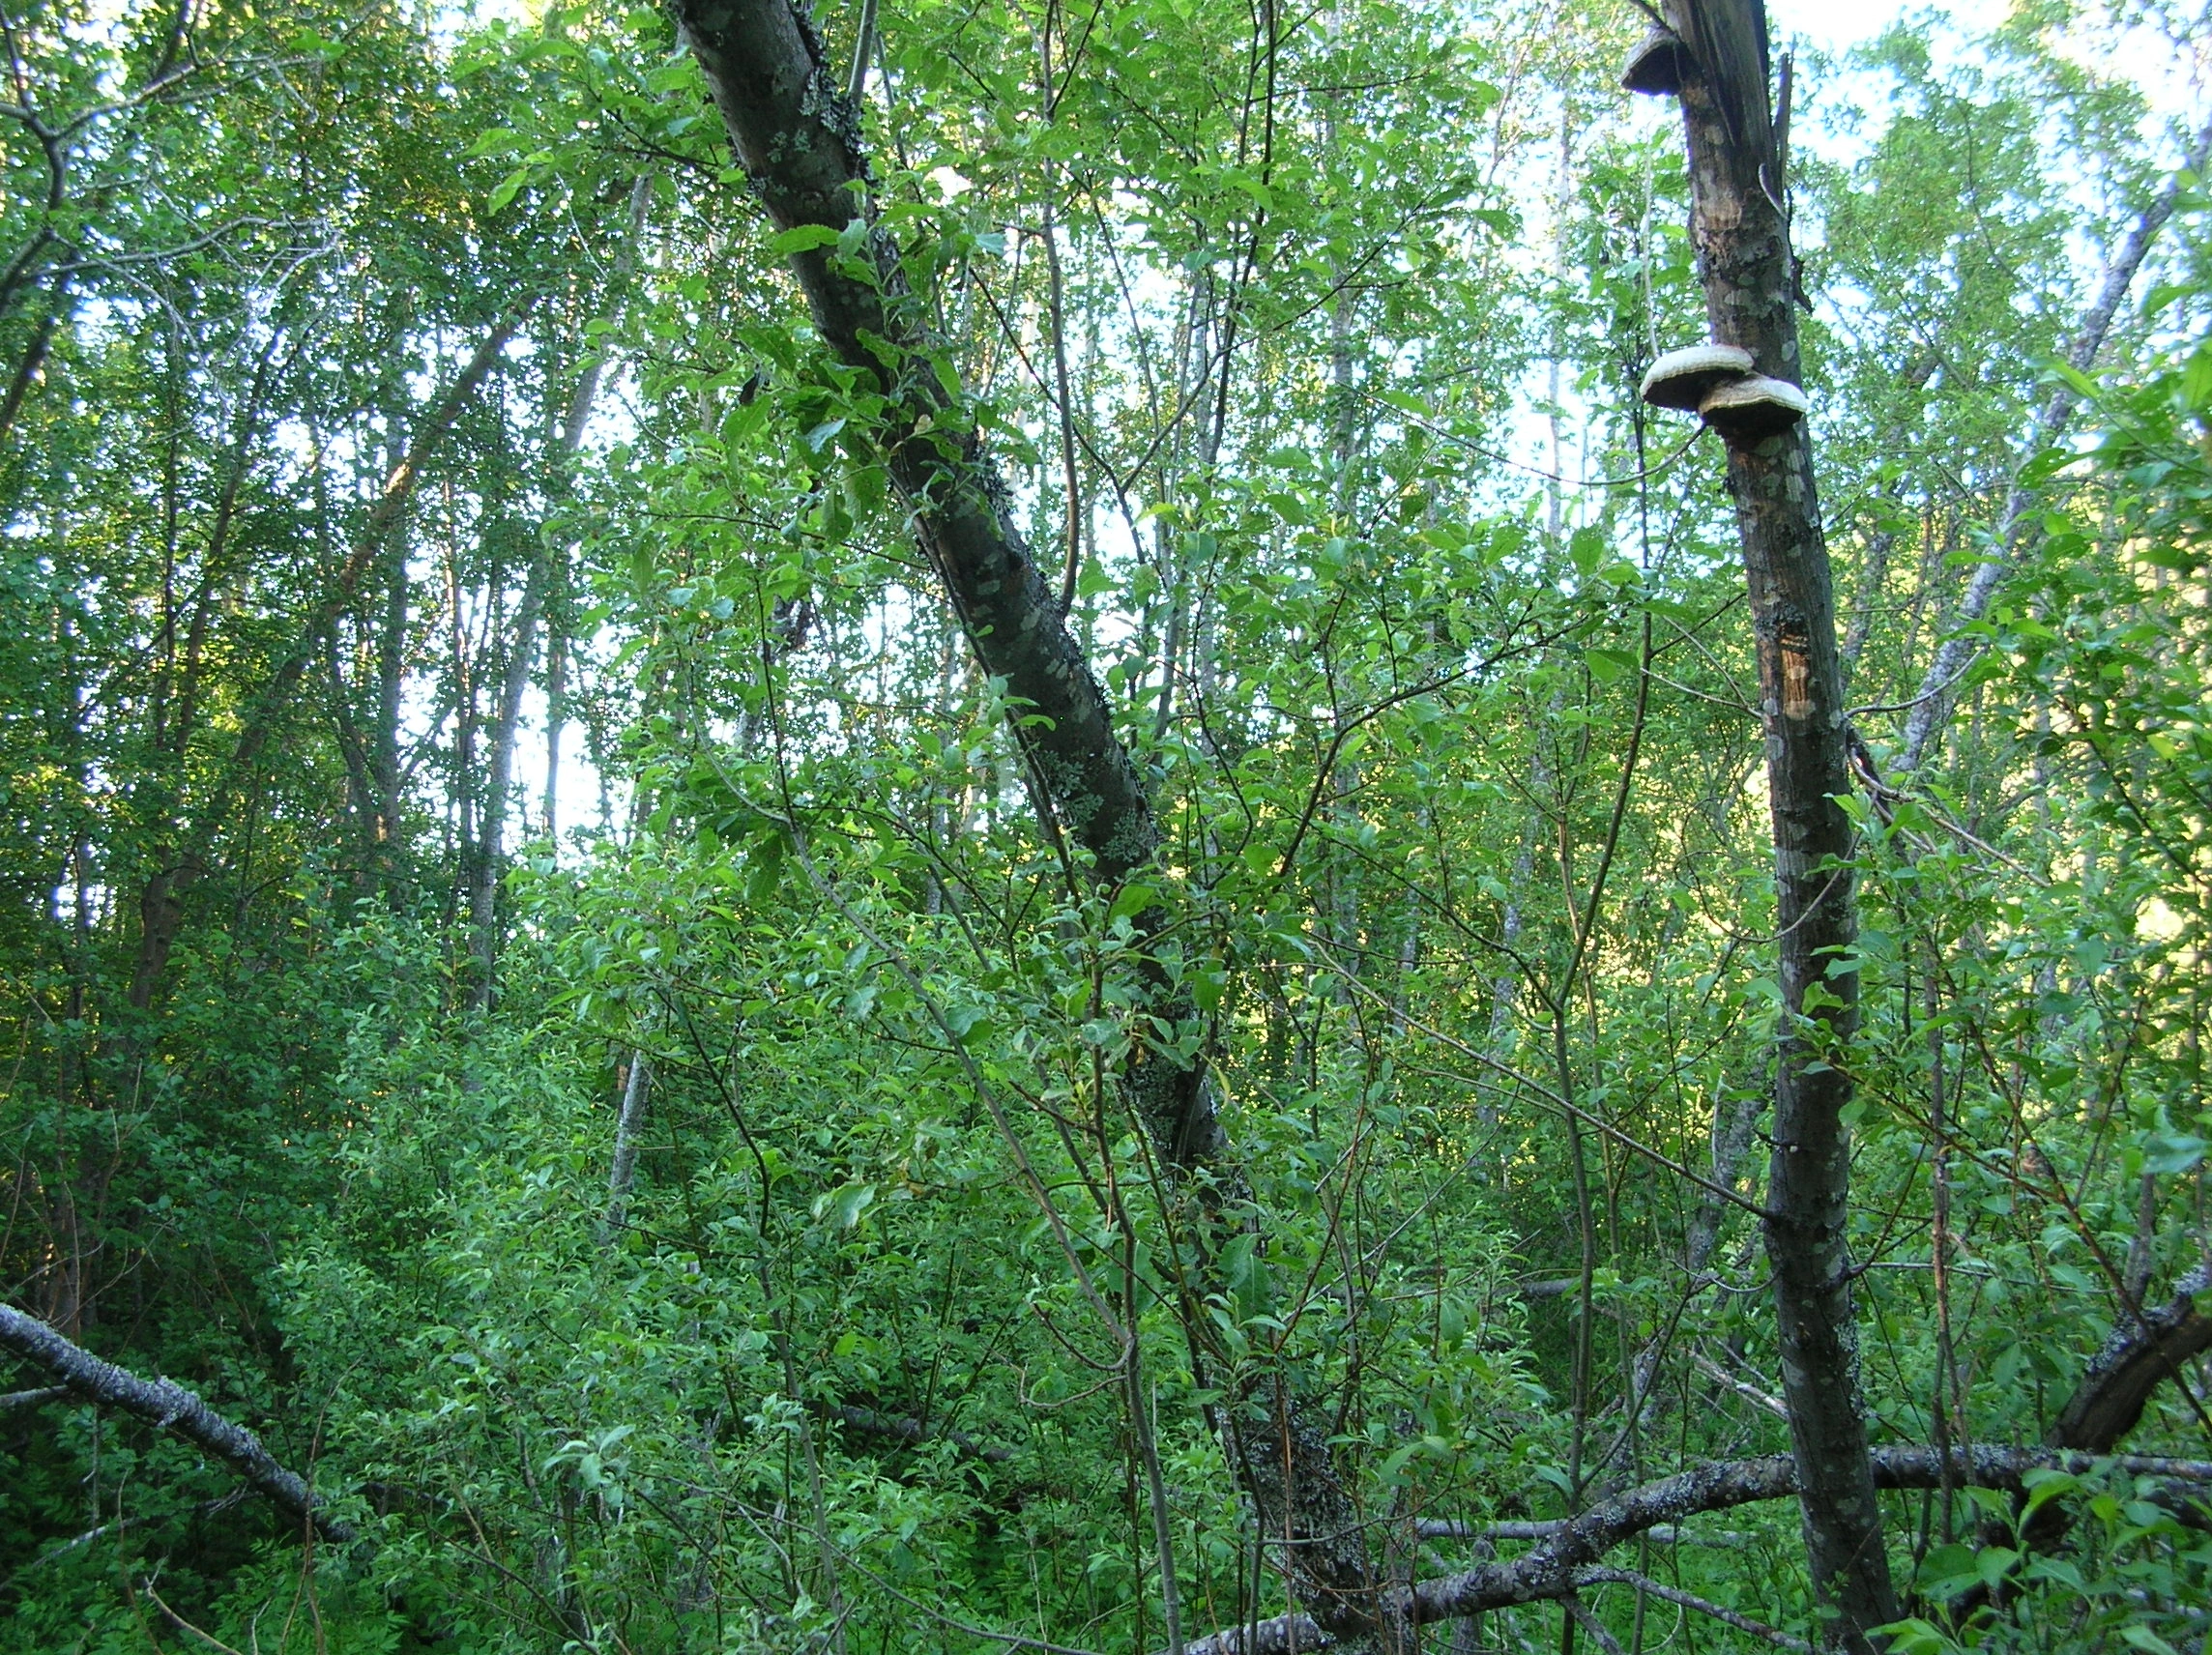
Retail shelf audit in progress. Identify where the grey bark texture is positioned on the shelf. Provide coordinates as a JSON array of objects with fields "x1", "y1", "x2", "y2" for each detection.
[
  {"x1": 0, "y1": 1383, "x2": 72, "y2": 1412},
  {"x1": 669, "y1": 1, "x2": 1374, "y2": 1638},
  {"x1": 0, "y1": 1301, "x2": 352, "y2": 1543},
  {"x1": 1658, "y1": 3, "x2": 1898, "y2": 1644},
  {"x1": 2054, "y1": 1263, "x2": 2212, "y2": 1453},
  {"x1": 1171, "y1": 1446, "x2": 2212, "y2": 1655},
  {"x1": 602, "y1": 1052, "x2": 652, "y2": 1237}
]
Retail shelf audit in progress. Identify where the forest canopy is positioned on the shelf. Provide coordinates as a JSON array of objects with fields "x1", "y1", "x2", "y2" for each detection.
[{"x1": 3, "y1": 0, "x2": 2212, "y2": 1651}]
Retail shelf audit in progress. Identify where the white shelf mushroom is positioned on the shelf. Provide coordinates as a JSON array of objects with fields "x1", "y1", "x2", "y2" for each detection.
[
  {"x1": 1698, "y1": 375, "x2": 1810, "y2": 443},
  {"x1": 1639, "y1": 344, "x2": 1756, "y2": 412},
  {"x1": 1621, "y1": 26, "x2": 1690, "y2": 98}
]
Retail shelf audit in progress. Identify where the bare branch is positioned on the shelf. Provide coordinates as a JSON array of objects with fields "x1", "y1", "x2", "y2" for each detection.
[
  {"x1": 1575, "y1": 1567, "x2": 1812, "y2": 1652},
  {"x1": 1173, "y1": 1445, "x2": 2212, "y2": 1655},
  {"x1": 0, "y1": 1303, "x2": 351, "y2": 1543}
]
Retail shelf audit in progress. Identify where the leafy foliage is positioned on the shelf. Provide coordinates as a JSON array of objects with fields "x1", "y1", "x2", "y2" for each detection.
[{"x1": 2, "y1": 0, "x2": 2209, "y2": 1650}]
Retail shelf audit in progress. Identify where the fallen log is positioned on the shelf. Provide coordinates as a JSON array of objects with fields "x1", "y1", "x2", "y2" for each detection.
[
  {"x1": 1949, "y1": 1260, "x2": 2212, "y2": 1619},
  {"x1": 1171, "y1": 1445, "x2": 2212, "y2": 1655},
  {"x1": 0, "y1": 1302, "x2": 352, "y2": 1544}
]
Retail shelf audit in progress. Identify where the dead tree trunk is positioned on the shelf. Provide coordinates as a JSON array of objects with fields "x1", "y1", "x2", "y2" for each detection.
[
  {"x1": 1657, "y1": 4, "x2": 1899, "y2": 1645},
  {"x1": 0, "y1": 1301, "x2": 352, "y2": 1543},
  {"x1": 670, "y1": 2, "x2": 1374, "y2": 1639},
  {"x1": 601, "y1": 1053, "x2": 652, "y2": 1239}
]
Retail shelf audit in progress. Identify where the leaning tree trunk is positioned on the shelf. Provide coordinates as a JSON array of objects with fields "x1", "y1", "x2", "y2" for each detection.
[
  {"x1": 1657, "y1": 3, "x2": 1900, "y2": 1646},
  {"x1": 1894, "y1": 113, "x2": 2212, "y2": 773},
  {"x1": 670, "y1": 2, "x2": 1376, "y2": 1640}
]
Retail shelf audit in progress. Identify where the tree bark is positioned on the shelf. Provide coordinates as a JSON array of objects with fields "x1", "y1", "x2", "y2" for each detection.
[
  {"x1": 0, "y1": 1301, "x2": 352, "y2": 1543},
  {"x1": 601, "y1": 1052, "x2": 652, "y2": 1238},
  {"x1": 670, "y1": 2, "x2": 1374, "y2": 1638},
  {"x1": 1660, "y1": 4, "x2": 1898, "y2": 1645},
  {"x1": 1947, "y1": 1257, "x2": 2212, "y2": 1618},
  {"x1": 2052, "y1": 1269, "x2": 2212, "y2": 1454},
  {"x1": 1171, "y1": 1445, "x2": 2212, "y2": 1655},
  {"x1": 0, "y1": 273, "x2": 66, "y2": 448}
]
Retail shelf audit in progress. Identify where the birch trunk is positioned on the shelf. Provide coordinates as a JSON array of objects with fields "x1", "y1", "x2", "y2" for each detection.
[
  {"x1": 1896, "y1": 115, "x2": 2212, "y2": 771},
  {"x1": 602, "y1": 1053, "x2": 652, "y2": 1238},
  {"x1": 473, "y1": 179, "x2": 651, "y2": 1006}
]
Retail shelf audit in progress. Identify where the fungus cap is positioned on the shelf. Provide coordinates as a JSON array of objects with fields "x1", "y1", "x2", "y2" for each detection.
[
  {"x1": 1621, "y1": 27, "x2": 1690, "y2": 97},
  {"x1": 1639, "y1": 344, "x2": 1756, "y2": 412},
  {"x1": 1698, "y1": 375, "x2": 1810, "y2": 443}
]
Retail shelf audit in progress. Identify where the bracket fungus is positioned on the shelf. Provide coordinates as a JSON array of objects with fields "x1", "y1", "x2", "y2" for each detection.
[
  {"x1": 1638, "y1": 343, "x2": 1755, "y2": 412},
  {"x1": 1621, "y1": 26, "x2": 1690, "y2": 97},
  {"x1": 1698, "y1": 374, "x2": 1810, "y2": 443}
]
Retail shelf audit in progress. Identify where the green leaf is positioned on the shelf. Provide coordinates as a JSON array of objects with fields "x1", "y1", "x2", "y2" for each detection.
[
  {"x1": 813, "y1": 1182, "x2": 876, "y2": 1230},
  {"x1": 1585, "y1": 647, "x2": 1637, "y2": 682},
  {"x1": 488, "y1": 166, "x2": 531, "y2": 214},
  {"x1": 2181, "y1": 340, "x2": 2212, "y2": 411},
  {"x1": 1110, "y1": 883, "x2": 1160, "y2": 922},
  {"x1": 767, "y1": 223, "x2": 843, "y2": 255},
  {"x1": 2143, "y1": 1132, "x2": 2206, "y2": 1174},
  {"x1": 2120, "y1": 1628, "x2": 2179, "y2": 1655},
  {"x1": 2020, "y1": 1469, "x2": 2078, "y2": 1519},
  {"x1": 1373, "y1": 389, "x2": 1434, "y2": 420}
]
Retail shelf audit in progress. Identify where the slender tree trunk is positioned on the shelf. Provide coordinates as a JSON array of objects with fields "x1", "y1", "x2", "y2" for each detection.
[
  {"x1": 541, "y1": 627, "x2": 567, "y2": 841},
  {"x1": 1660, "y1": 5, "x2": 1897, "y2": 1645},
  {"x1": 672, "y1": 3, "x2": 1377, "y2": 1637},
  {"x1": 126, "y1": 344, "x2": 283, "y2": 1011},
  {"x1": 472, "y1": 186, "x2": 648, "y2": 1005},
  {"x1": 1897, "y1": 114, "x2": 2212, "y2": 771},
  {"x1": 1036, "y1": 14, "x2": 1085, "y2": 612},
  {"x1": 373, "y1": 516, "x2": 410, "y2": 881},
  {"x1": 602, "y1": 1053, "x2": 652, "y2": 1239},
  {"x1": 470, "y1": 561, "x2": 543, "y2": 1007},
  {"x1": 0, "y1": 275, "x2": 66, "y2": 448},
  {"x1": 127, "y1": 312, "x2": 524, "y2": 1007}
]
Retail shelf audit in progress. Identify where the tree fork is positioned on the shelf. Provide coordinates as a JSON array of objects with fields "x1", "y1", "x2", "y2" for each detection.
[
  {"x1": 1953, "y1": 1259, "x2": 2212, "y2": 1618},
  {"x1": 671, "y1": 0, "x2": 1376, "y2": 1639},
  {"x1": 1657, "y1": 2, "x2": 1899, "y2": 1644}
]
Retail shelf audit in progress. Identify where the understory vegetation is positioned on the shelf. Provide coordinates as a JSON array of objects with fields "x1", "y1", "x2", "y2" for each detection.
[{"x1": 2, "y1": 0, "x2": 2211, "y2": 1650}]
